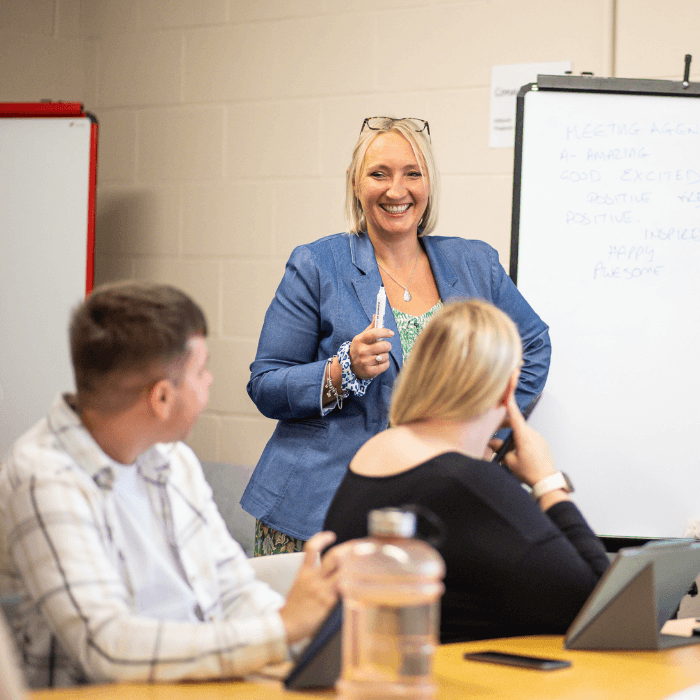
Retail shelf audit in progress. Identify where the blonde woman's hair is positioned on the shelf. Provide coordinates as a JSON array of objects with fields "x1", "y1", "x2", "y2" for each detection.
[
  {"x1": 389, "y1": 299, "x2": 522, "y2": 426},
  {"x1": 345, "y1": 118, "x2": 439, "y2": 236}
]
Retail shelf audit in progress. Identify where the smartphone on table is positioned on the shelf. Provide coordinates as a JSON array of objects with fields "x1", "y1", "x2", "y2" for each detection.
[{"x1": 464, "y1": 650, "x2": 571, "y2": 671}]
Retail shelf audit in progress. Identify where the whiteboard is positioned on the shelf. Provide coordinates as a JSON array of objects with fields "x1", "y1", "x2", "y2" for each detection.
[
  {"x1": 512, "y1": 77, "x2": 700, "y2": 539},
  {"x1": 0, "y1": 115, "x2": 95, "y2": 457}
]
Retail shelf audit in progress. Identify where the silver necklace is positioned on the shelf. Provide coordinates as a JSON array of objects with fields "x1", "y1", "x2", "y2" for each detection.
[{"x1": 377, "y1": 254, "x2": 419, "y2": 302}]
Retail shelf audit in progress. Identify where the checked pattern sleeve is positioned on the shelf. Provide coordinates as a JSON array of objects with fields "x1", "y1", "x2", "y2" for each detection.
[{"x1": 0, "y1": 398, "x2": 288, "y2": 687}]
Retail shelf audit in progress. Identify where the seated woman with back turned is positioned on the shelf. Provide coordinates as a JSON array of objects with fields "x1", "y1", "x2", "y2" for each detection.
[{"x1": 323, "y1": 299, "x2": 609, "y2": 643}]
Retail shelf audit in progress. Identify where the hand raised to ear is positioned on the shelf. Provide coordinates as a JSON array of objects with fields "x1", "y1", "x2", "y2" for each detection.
[
  {"x1": 279, "y1": 531, "x2": 341, "y2": 644},
  {"x1": 489, "y1": 393, "x2": 555, "y2": 488}
]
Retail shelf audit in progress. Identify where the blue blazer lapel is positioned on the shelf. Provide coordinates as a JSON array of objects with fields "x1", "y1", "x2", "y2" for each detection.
[
  {"x1": 423, "y1": 235, "x2": 462, "y2": 301},
  {"x1": 349, "y1": 234, "x2": 403, "y2": 369}
]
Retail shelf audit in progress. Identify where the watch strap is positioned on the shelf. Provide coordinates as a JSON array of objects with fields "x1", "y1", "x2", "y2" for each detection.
[{"x1": 531, "y1": 471, "x2": 574, "y2": 499}]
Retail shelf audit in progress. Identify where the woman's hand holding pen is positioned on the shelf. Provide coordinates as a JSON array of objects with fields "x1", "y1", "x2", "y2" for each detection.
[
  {"x1": 322, "y1": 318, "x2": 394, "y2": 406},
  {"x1": 350, "y1": 318, "x2": 394, "y2": 379}
]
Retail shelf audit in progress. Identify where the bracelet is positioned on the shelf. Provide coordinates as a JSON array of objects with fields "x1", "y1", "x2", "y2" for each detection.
[
  {"x1": 324, "y1": 357, "x2": 347, "y2": 410},
  {"x1": 337, "y1": 341, "x2": 372, "y2": 397}
]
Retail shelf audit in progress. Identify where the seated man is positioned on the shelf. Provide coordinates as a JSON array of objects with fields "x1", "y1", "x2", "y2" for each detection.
[
  {"x1": 0, "y1": 612, "x2": 25, "y2": 700},
  {"x1": 0, "y1": 282, "x2": 339, "y2": 687}
]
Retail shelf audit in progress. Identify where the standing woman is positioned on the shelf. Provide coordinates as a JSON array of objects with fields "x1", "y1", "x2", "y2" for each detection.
[{"x1": 242, "y1": 117, "x2": 551, "y2": 555}]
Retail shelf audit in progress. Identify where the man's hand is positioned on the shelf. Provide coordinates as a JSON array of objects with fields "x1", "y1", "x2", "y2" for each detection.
[{"x1": 279, "y1": 531, "x2": 341, "y2": 644}]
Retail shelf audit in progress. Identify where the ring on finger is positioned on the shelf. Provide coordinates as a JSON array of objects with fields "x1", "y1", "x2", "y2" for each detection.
[{"x1": 376, "y1": 354, "x2": 382, "y2": 364}]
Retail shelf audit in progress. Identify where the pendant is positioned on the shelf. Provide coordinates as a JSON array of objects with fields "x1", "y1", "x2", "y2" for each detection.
[{"x1": 403, "y1": 289, "x2": 412, "y2": 302}]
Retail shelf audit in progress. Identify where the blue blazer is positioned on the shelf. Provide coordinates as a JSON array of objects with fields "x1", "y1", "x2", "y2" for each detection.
[{"x1": 241, "y1": 232, "x2": 551, "y2": 540}]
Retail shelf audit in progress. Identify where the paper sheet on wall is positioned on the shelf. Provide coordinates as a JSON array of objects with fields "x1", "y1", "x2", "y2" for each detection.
[{"x1": 489, "y1": 62, "x2": 571, "y2": 148}]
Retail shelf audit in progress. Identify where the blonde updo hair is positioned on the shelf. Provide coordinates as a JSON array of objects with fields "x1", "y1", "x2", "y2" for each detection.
[
  {"x1": 389, "y1": 299, "x2": 522, "y2": 426},
  {"x1": 345, "y1": 118, "x2": 439, "y2": 236}
]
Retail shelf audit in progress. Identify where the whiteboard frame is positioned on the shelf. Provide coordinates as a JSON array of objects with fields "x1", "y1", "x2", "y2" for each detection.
[
  {"x1": 510, "y1": 75, "x2": 700, "y2": 543},
  {"x1": 0, "y1": 103, "x2": 98, "y2": 457}
]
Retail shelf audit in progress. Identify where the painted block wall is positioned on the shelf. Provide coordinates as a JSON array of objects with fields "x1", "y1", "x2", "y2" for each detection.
[{"x1": 1, "y1": 0, "x2": 697, "y2": 469}]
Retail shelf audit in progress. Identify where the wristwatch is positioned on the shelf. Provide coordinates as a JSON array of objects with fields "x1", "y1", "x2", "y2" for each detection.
[{"x1": 531, "y1": 472, "x2": 574, "y2": 500}]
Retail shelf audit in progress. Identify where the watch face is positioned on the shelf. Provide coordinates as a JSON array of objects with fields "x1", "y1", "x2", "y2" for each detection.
[{"x1": 562, "y1": 472, "x2": 574, "y2": 492}]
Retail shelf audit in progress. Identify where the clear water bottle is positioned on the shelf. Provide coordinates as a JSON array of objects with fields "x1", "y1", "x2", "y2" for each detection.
[{"x1": 337, "y1": 508, "x2": 446, "y2": 700}]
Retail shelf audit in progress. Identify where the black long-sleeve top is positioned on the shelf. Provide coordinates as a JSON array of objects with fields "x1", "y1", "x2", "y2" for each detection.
[{"x1": 323, "y1": 452, "x2": 609, "y2": 643}]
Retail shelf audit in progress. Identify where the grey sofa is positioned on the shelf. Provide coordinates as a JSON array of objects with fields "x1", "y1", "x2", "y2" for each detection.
[{"x1": 200, "y1": 462, "x2": 256, "y2": 557}]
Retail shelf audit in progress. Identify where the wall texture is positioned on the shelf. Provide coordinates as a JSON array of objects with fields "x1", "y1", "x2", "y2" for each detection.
[{"x1": 1, "y1": 0, "x2": 697, "y2": 468}]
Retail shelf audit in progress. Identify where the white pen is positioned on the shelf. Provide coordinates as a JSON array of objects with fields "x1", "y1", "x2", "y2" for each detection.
[{"x1": 374, "y1": 287, "x2": 387, "y2": 328}]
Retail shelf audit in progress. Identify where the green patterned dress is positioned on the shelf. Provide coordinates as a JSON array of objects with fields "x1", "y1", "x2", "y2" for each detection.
[{"x1": 392, "y1": 301, "x2": 442, "y2": 359}]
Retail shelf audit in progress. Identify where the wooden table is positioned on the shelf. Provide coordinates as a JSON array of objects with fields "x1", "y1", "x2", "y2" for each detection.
[
  {"x1": 29, "y1": 635, "x2": 700, "y2": 700},
  {"x1": 435, "y1": 635, "x2": 700, "y2": 699}
]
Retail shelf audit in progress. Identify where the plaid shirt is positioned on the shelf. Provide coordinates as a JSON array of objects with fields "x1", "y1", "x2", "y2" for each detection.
[{"x1": 0, "y1": 395, "x2": 287, "y2": 687}]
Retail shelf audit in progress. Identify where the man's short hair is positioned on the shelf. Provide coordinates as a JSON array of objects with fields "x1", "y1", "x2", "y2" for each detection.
[{"x1": 70, "y1": 282, "x2": 207, "y2": 412}]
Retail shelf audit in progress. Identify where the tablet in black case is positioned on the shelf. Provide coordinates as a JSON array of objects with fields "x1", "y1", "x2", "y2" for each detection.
[{"x1": 284, "y1": 602, "x2": 343, "y2": 689}]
